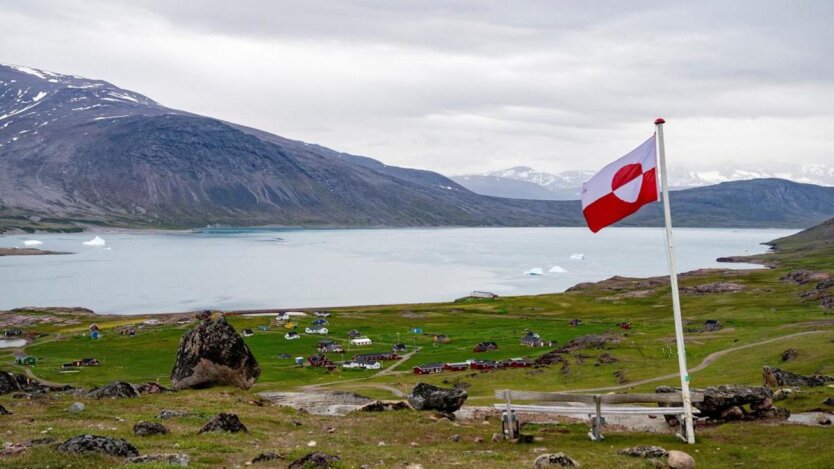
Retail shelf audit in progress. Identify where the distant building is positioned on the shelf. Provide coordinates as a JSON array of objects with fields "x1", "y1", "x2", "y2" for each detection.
[
  {"x1": 312, "y1": 319, "x2": 328, "y2": 326},
  {"x1": 318, "y1": 340, "x2": 345, "y2": 353},
  {"x1": 413, "y1": 363, "x2": 445, "y2": 375},
  {"x1": 473, "y1": 341, "x2": 499, "y2": 353},
  {"x1": 470, "y1": 360, "x2": 502, "y2": 370},
  {"x1": 704, "y1": 319, "x2": 722, "y2": 331},
  {"x1": 471, "y1": 291, "x2": 499, "y2": 299},
  {"x1": 257, "y1": 325, "x2": 270, "y2": 332},
  {"x1": 241, "y1": 328, "x2": 254, "y2": 337},
  {"x1": 433, "y1": 334, "x2": 450, "y2": 344},
  {"x1": 353, "y1": 352, "x2": 398, "y2": 362},
  {"x1": 350, "y1": 337, "x2": 372, "y2": 346},
  {"x1": 314, "y1": 311, "x2": 331, "y2": 317},
  {"x1": 348, "y1": 330, "x2": 362, "y2": 338},
  {"x1": 443, "y1": 362, "x2": 469, "y2": 372},
  {"x1": 305, "y1": 325, "x2": 329, "y2": 335},
  {"x1": 120, "y1": 328, "x2": 136, "y2": 336},
  {"x1": 568, "y1": 319, "x2": 582, "y2": 327},
  {"x1": 4, "y1": 329, "x2": 22, "y2": 337},
  {"x1": 284, "y1": 332, "x2": 300, "y2": 340},
  {"x1": 15, "y1": 355, "x2": 36, "y2": 366},
  {"x1": 392, "y1": 343, "x2": 408, "y2": 353},
  {"x1": 520, "y1": 332, "x2": 550, "y2": 347},
  {"x1": 90, "y1": 330, "x2": 101, "y2": 340},
  {"x1": 143, "y1": 319, "x2": 161, "y2": 326},
  {"x1": 88, "y1": 324, "x2": 99, "y2": 332},
  {"x1": 502, "y1": 358, "x2": 534, "y2": 368}
]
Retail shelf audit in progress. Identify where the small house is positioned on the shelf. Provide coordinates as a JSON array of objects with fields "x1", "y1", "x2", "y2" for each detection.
[
  {"x1": 284, "y1": 332, "x2": 300, "y2": 340},
  {"x1": 143, "y1": 319, "x2": 161, "y2": 326},
  {"x1": 305, "y1": 325, "x2": 328, "y2": 335},
  {"x1": 72, "y1": 357, "x2": 100, "y2": 367},
  {"x1": 342, "y1": 361, "x2": 364, "y2": 370},
  {"x1": 503, "y1": 358, "x2": 534, "y2": 368},
  {"x1": 433, "y1": 334, "x2": 450, "y2": 344},
  {"x1": 353, "y1": 352, "x2": 398, "y2": 362},
  {"x1": 314, "y1": 311, "x2": 331, "y2": 317},
  {"x1": 413, "y1": 363, "x2": 444, "y2": 375},
  {"x1": 473, "y1": 341, "x2": 499, "y2": 353},
  {"x1": 568, "y1": 319, "x2": 582, "y2": 327},
  {"x1": 618, "y1": 322, "x2": 632, "y2": 330},
  {"x1": 362, "y1": 361, "x2": 381, "y2": 370},
  {"x1": 120, "y1": 328, "x2": 136, "y2": 336},
  {"x1": 443, "y1": 362, "x2": 469, "y2": 372},
  {"x1": 278, "y1": 353, "x2": 292, "y2": 359},
  {"x1": 177, "y1": 318, "x2": 192, "y2": 325},
  {"x1": 308, "y1": 354, "x2": 333, "y2": 367},
  {"x1": 411, "y1": 327, "x2": 423, "y2": 334},
  {"x1": 257, "y1": 325, "x2": 270, "y2": 332},
  {"x1": 520, "y1": 332, "x2": 550, "y2": 347},
  {"x1": 348, "y1": 330, "x2": 362, "y2": 338},
  {"x1": 15, "y1": 355, "x2": 36, "y2": 366},
  {"x1": 294, "y1": 357, "x2": 305, "y2": 366},
  {"x1": 392, "y1": 343, "x2": 407, "y2": 353},
  {"x1": 704, "y1": 319, "x2": 722, "y2": 332},
  {"x1": 90, "y1": 330, "x2": 101, "y2": 340},
  {"x1": 312, "y1": 319, "x2": 328, "y2": 326},
  {"x1": 350, "y1": 337, "x2": 372, "y2": 346},
  {"x1": 88, "y1": 324, "x2": 99, "y2": 332},
  {"x1": 242, "y1": 328, "x2": 254, "y2": 337},
  {"x1": 471, "y1": 291, "x2": 499, "y2": 299},
  {"x1": 470, "y1": 360, "x2": 502, "y2": 371},
  {"x1": 284, "y1": 321, "x2": 297, "y2": 329},
  {"x1": 4, "y1": 329, "x2": 22, "y2": 337},
  {"x1": 317, "y1": 340, "x2": 345, "y2": 353}
]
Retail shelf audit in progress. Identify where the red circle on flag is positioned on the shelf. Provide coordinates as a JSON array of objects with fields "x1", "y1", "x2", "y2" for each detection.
[{"x1": 611, "y1": 163, "x2": 643, "y2": 191}]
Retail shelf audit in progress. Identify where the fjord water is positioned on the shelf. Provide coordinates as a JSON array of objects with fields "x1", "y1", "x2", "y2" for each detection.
[{"x1": 0, "y1": 227, "x2": 794, "y2": 315}]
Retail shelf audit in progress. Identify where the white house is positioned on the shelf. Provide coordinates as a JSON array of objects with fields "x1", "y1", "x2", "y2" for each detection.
[
  {"x1": 284, "y1": 332, "x2": 300, "y2": 340},
  {"x1": 361, "y1": 361, "x2": 381, "y2": 370},
  {"x1": 305, "y1": 325, "x2": 329, "y2": 335},
  {"x1": 277, "y1": 311, "x2": 308, "y2": 321},
  {"x1": 314, "y1": 311, "x2": 331, "y2": 317},
  {"x1": 350, "y1": 337, "x2": 372, "y2": 346},
  {"x1": 143, "y1": 319, "x2": 161, "y2": 326},
  {"x1": 342, "y1": 361, "x2": 364, "y2": 369}
]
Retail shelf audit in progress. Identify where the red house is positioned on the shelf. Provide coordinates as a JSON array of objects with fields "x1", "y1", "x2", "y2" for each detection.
[
  {"x1": 413, "y1": 363, "x2": 444, "y2": 375},
  {"x1": 353, "y1": 352, "x2": 399, "y2": 362},
  {"x1": 443, "y1": 362, "x2": 469, "y2": 372}
]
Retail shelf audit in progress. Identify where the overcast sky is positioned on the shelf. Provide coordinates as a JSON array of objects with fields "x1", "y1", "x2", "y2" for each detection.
[{"x1": 1, "y1": 0, "x2": 832, "y2": 175}]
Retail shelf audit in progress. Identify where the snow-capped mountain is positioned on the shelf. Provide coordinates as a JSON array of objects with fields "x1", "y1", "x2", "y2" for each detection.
[{"x1": 454, "y1": 164, "x2": 834, "y2": 200}]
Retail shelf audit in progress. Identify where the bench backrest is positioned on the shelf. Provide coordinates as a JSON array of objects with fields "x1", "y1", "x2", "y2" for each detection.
[{"x1": 495, "y1": 390, "x2": 705, "y2": 404}]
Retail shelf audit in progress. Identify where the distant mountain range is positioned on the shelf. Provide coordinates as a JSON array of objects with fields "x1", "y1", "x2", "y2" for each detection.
[
  {"x1": 453, "y1": 165, "x2": 834, "y2": 201},
  {"x1": 2, "y1": 63, "x2": 834, "y2": 231}
]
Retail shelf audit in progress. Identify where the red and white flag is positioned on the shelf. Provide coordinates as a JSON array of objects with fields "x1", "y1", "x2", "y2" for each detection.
[{"x1": 581, "y1": 135, "x2": 659, "y2": 232}]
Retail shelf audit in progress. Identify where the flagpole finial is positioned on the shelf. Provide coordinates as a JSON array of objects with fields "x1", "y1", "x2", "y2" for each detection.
[{"x1": 655, "y1": 118, "x2": 666, "y2": 125}]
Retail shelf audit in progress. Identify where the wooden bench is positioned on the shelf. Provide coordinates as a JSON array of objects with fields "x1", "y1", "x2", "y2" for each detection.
[{"x1": 494, "y1": 390, "x2": 704, "y2": 442}]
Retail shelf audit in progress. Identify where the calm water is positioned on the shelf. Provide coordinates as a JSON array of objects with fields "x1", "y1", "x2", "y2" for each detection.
[{"x1": 0, "y1": 227, "x2": 794, "y2": 315}]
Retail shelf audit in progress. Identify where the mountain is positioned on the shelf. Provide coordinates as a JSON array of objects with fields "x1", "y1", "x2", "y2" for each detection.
[
  {"x1": 2, "y1": 64, "x2": 834, "y2": 231},
  {"x1": 0, "y1": 64, "x2": 586, "y2": 229},
  {"x1": 454, "y1": 164, "x2": 834, "y2": 200}
]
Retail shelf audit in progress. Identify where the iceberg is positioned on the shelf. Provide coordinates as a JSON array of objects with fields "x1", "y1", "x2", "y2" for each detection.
[
  {"x1": 548, "y1": 265, "x2": 567, "y2": 273},
  {"x1": 570, "y1": 253, "x2": 585, "y2": 260},
  {"x1": 82, "y1": 236, "x2": 106, "y2": 246},
  {"x1": 23, "y1": 240, "x2": 43, "y2": 246},
  {"x1": 524, "y1": 267, "x2": 544, "y2": 276}
]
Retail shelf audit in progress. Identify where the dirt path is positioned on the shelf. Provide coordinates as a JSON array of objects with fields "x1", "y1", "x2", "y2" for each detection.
[
  {"x1": 570, "y1": 330, "x2": 828, "y2": 393},
  {"x1": 22, "y1": 367, "x2": 66, "y2": 387},
  {"x1": 374, "y1": 347, "x2": 420, "y2": 377},
  {"x1": 298, "y1": 347, "x2": 421, "y2": 394}
]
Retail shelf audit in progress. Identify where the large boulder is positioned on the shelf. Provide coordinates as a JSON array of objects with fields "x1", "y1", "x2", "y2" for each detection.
[
  {"x1": 199, "y1": 413, "x2": 248, "y2": 433},
  {"x1": 657, "y1": 385, "x2": 776, "y2": 419},
  {"x1": 126, "y1": 454, "x2": 189, "y2": 466},
  {"x1": 763, "y1": 366, "x2": 834, "y2": 388},
  {"x1": 86, "y1": 381, "x2": 140, "y2": 399},
  {"x1": 57, "y1": 434, "x2": 139, "y2": 457},
  {"x1": 408, "y1": 383, "x2": 467, "y2": 412},
  {"x1": 533, "y1": 452, "x2": 580, "y2": 468},
  {"x1": 668, "y1": 450, "x2": 696, "y2": 469},
  {"x1": 170, "y1": 315, "x2": 260, "y2": 390},
  {"x1": 618, "y1": 445, "x2": 668, "y2": 458},
  {"x1": 133, "y1": 421, "x2": 169, "y2": 436},
  {"x1": 288, "y1": 452, "x2": 341, "y2": 468}
]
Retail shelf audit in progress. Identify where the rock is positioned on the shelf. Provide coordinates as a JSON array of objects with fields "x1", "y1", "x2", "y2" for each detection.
[
  {"x1": 136, "y1": 382, "x2": 171, "y2": 394},
  {"x1": 0, "y1": 371, "x2": 73, "y2": 395},
  {"x1": 613, "y1": 370, "x2": 629, "y2": 384},
  {"x1": 773, "y1": 388, "x2": 793, "y2": 401},
  {"x1": 474, "y1": 437, "x2": 484, "y2": 443},
  {"x1": 533, "y1": 452, "x2": 580, "y2": 468},
  {"x1": 170, "y1": 315, "x2": 260, "y2": 390},
  {"x1": 618, "y1": 445, "x2": 668, "y2": 458},
  {"x1": 682, "y1": 282, "x2": 745, "y2": 294},
  {"x1": 288, "y1": 452, "x2": 341, "y2": 469},
  {"x1": 750, "y1": 397, "x2": 773, "y2": 411},
  {"x1": 763, "y1": 366, "x2": 834, "y2": 388},
  {"x1": 199, "y1": 413, "x2": 248, "y2": 433},
  {"x1": 67, "y1": 402, "x2": 85, "y2": 413},
  {"x1": 251, "y1": 452, "x2": 284, "y2": 464},
  {"x1": 126, "y1": 453, "x2": 189, "y2": 466},
  {"x1": 667, "y1": 450, "x2": 695, "y2": 469},
  {"x1": 408, "y1": 383, "x2": 467, "y2": 412},
  {"x1": 596, "y1": 353, "x2": 618, "y2": 364},
  {"x1": 515, "y1": 434, "x2": 534, "y2": 444},
  {"x1": 356, "y1": 400, "x2": 414, "y2": 412},
  {"x1": 823, "y1": 397, "x2": 834, "y2": 406},
  {"x1": 817, "y1": 413, "x2": 832, "y2": 425},
  {"x1": 86, "y1": 381, "x2": 140, "y2": 399},
  {"x1": 57, "y1": 434, "x2": 139, "y2": 457},
  {"x1": 719, "y1": 406, "x2": 744, "y2": 421},
  {"x1": 781, "y1": 348, "x2": 799, "y2": 362},
  {"x1": 0, "y1": 404, "x2": 12, "y2": 415},
  {"x1": 25, "y1": 437, "x2": 56, "y2": 447},
  {"x1": 133, "y1": 421, "x2": 169, "y2": 436},
  {"x1": 157, "y1": 409, "x2": 191, "y2": 419},
  {"x1": 754, "y1": 407, "x2": 791, "y2": 420},
  {"x1": 657, "y1": 385, "x2": 772, "y2": 419},
  {"x1": 449, "y1": 434, "x2": 461, "y2": 442},
  {"x1": 780, "y1": 270, "x2": 830, "y2": 285}
]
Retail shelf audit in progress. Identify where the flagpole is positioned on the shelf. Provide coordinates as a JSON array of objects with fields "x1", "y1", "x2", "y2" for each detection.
[{"x1": 654, "y1": 117, "x2": 696, "y2": 444}]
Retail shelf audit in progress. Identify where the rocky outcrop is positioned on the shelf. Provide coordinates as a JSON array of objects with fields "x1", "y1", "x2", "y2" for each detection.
[
  {"x1": 0, "y1": 371, "x2": 72, "y2": 395},
  {"x1": 136, "y1": 382, "x2": 171, "y2": 394},
  {"x1": 618, "y1": 445, "x2": 668, "y2": 458},
  {"x1": 682, "y1": 282, "x2": 745, "y2": 294},
  {"x1": 781, "y1": 349, "x2": 799, "y2": 362},
  {"x1": 596, "y1": 353, "x2": 618, "y2": 365},
  {"x1": 356, "y1": 400, "x2": 413, "y2": 412},
  {"x1": 288, "y1": 452, "x2": 341, "y2": 468},
  {"x1": 170, "y1": 315, "x2": 260, "y2": 390},
  {"x1": 251, "y1": 452, "x2": 284, "y2": 464},
  {"x1": 408, "y1": 383, "x2": 467, "y2": 413},
  {"x1": 133, "y1": 421, "x2": 169, "y2": 436},
  {"x1": 199, "y1": 413, "x2": 248, "y2": 433},
  {"x1": 781, "y1": 270, "x2": 830, "y2": 285},
  {"x1": 763, "y1": 366, "x2": 834, "y2": 388},
  {"x1": 126, "y1": 454, "x2": 189, "y2": 466},
  {"x1": 657, "y1": 385, "x2": 786, "y2": 421},
  {"x1": 157, "y1": 409, "x2": 192, "y2": 419},
  {"x1": 86, "y1": 381, "x2": 139, "y2": 399},
  {"x1": 0, "y1": 404, "x2": 11, "y2": 415},
  {"x1": 533, "y1": 452, "x2": 580, "y2": 468},
  {"x1": 57, "y1": 434, "x2": 139, "y2": 457}
]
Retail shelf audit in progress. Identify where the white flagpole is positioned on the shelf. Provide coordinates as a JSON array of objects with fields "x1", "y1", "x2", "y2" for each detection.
[{"x1": 654, "y1": 117, "x2": 696, "y2": 444}]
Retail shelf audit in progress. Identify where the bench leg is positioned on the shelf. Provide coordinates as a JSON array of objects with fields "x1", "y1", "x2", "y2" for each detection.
[
  {"x1": 502, "y1": 411, "x2": 518, "y2": 439},
  {"x1": 676, "y1": 414, "x2": 690, "y2": 443}
]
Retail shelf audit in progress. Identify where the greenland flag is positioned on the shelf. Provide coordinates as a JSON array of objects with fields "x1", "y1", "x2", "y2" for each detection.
[{"x1": 581, "y1": 135, "x2": 659, "y2": 232}]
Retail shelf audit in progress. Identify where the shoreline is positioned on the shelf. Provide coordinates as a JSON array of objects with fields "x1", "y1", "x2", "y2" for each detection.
[{"x1": 0, "y1": 247, "x2": 72, "y2": 257}]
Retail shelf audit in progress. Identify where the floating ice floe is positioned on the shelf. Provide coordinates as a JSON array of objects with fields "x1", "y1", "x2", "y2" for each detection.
[
  {"x1": 524, "y1": 267, "x2": 544, "y2": 276},
  {"x1": 570, "y1": 253, "x2": 585, "y2": 260},
  {"x1": 548, "y1": 265, "x2": 567, "y2": 273},
  {"x1": 82, "y1": 236, "x2": 106, "y2": 246},
  {"x1": 22, "y1": 240, "x2": 43, "y2": 246}
]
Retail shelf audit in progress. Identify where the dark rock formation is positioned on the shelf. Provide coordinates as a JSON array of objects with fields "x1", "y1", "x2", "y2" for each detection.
[
  {"x1": 533, "y1": 452, "x2": 580, "y2": 468},
  {"x1": 199, "y1": 413, "x2": 248, "y2": 433},
  {"x1": 288, "y1": 452, "x2": 341, "y2": 469},
  {"x1": 251, "y1": 452, "x2": 284, "y2": 464},
  {"x1": 408, "y1": 383, "x2": 467, "y2": 412},
  {"x1": 657, "y1": 384, "x2": 786, "y2": 421},
  {"x1": 126, "y1": 454, "x2": 189, "y2": 466},
  {"x1": 157, "y1": 409, "x2": 192, "y2": 419},
  {"x1": 781, "y1": 270, "x2": 830, "y2": 285},
  {"x1": 57, "y1": 434, "x2": 139, "y2": 457},
  {"x1": 596, "y1": 353, "x2": 618, "y2": 365},
  {"x1": 86, "y1": 381, "x2": 140, "y2": 399},
  {"x1": 0, "y1": 404, "x2": 11, "y2": 415},
  {"x1": 618, "y1": 445, "x2": 668, "y2": 458},
  {"x1": 781, "y1": 348, "x2": 799, "y2": 362},
  {"x1": 682, "y1": 282, "x2": 745, "y2": 294},
  {"x1": 823, "y1": 397, "x2": 834, "y2": 406},
  {"x1": 133, "y1": 421, "x2": 169, "y2": 436},
  {"x1": 0, "y1": 371, "x2": 72, "y2": 395},
  {"x1": 356, "y1": 400, "x2": 413, "y2": 412},
  {"x1": 136, "y1": 382, "x2": 171, "y2": 394},
  {"x1": 763, "y1": 366, "x2": 834, "y2": 388},
  {"x1": 170, "y1": 315, "x2": 260, "y2": 390}
]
